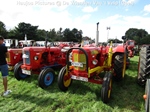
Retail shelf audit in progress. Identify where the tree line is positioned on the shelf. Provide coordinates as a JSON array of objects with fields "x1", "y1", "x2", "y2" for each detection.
[
  {"x1": 0, "y1": 21, "x2": 84, "y2": 43},
  {"x1": 1, "y1": 21, "x2": 150, "y2": 45}
]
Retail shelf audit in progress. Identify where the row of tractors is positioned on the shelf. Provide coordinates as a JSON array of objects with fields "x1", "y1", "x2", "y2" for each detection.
[{"x1": 7, "y1": 23, "x2": 135, "y2": 104}]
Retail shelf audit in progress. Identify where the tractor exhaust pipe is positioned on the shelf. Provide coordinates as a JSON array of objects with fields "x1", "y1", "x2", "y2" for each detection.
[{"x1": 95, "y1": 22, "x2": 99, "y2": 46}]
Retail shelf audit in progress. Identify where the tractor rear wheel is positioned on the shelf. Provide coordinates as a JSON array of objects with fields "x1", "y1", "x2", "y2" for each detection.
[
  {"x1": 14, "y1": 62, "x2": 28, "y2": 80},
  {"x1": 38, "y1": 68, "x2": 55, "y2": 89},
  {"x1": 101, "y1": 72, "x2": 112, "y2": 103},
  {"x1": 114, "y1": 53, "x2": 126, "y2": 81},
  {"x1": 145, "y1": 79, "x2": 150, "y2": 112},
  {"x1": 58, "y1": 66, "x2": 72, "y2": 91},
  {"x1": 137, "y1": 46, "x2": 150, "y2": 86}
]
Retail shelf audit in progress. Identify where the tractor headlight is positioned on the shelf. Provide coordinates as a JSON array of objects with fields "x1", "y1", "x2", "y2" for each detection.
[
  {"x1": 34, "y1": 56, "x2": 38, "y2": 60},
  {"x1": 92, "y1": 59, "x2": 98, "y2": 65},
  {"x1": 22, "y1": 54, "x2": 29, "y2": 58},
  {"x1": 14, "y1": 56, "x2": 17, "y2": 59}
]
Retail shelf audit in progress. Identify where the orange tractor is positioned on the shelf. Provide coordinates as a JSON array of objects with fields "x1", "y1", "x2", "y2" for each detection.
[
  {"x1": 14, "y1": 43, "x2": 71, "y2": 89},
  {"x1": 57, "y1": 23, "x2": 135, "y2": 103},
  {"x1": 137, "y1": 45, "x2": 150, "y2": 111}
]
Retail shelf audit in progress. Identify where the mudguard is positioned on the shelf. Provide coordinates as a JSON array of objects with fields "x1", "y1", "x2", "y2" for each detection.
[{"x1": 112, "y1": 45, "x2": 125, "y2": 53}]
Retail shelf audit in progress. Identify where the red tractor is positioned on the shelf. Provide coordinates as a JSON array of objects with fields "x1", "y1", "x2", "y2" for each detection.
[
  {"x1": 137, "y1": 45, "x2": 150, "y2": 112},
  {"x1": 14, "y1": 44, "x2": 71, "y2": 89},
  {"x1": 7, "y1": 40, "x2": 36, "y2": 70},
  {"x1": 57, "y1": 23, "x2": 134, "y2": 103},
  {"x1": 125, "y1": 39, "x2": 135, "y2": 57},
  {"x1": 7, "y1": 48, "x2": 23, "y2": 70},
  {"x1": 117, "y1": 36, "x2": 135, "y2": 68}
]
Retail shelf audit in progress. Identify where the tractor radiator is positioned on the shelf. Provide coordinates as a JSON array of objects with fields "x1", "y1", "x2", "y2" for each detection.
[{"x1": 72, "y1": 52, "x2": 86, "y2": 71}]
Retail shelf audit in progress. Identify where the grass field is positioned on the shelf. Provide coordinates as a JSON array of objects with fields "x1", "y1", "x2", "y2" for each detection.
[{"x1": 0, "y1": 56, "x2": 146, "y2": 112}]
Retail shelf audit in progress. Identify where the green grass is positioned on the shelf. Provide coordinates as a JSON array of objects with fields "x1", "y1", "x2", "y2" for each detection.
[{"x1": 0, "y1": 56, "x2": 145, "y2": 112}]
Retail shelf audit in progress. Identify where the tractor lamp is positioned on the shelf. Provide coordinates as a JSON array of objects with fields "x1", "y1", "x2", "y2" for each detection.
[
  {"x1": 92, "y1": 59, "x2": 98, "y2": 65},
  {"x1": 34, "y1": 56, "x2": 38, "y2": 60},
  {"x1": 14, "y1": 56, "x2": 17, "y2": 59},
  {"x1": 22, "y1": 54, "x2": 29, "y2": 58}
]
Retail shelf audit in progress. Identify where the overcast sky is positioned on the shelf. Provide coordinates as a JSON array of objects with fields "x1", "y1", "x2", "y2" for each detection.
[{"x1": 0, "y1": 0, "x2": 150, "y2": 42}]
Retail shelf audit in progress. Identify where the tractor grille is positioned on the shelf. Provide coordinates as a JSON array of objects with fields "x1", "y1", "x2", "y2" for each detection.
[
  {"x1": 24, "y1": 51, "x2": 30, "y2": 64},
  {"x1": 73, "y1": 53, "x2": 86, "y2": 71}
]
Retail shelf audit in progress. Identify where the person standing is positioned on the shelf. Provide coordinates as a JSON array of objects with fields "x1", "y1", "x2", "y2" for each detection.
[{"x1": 0, "y1": 36, "x2": 12, "y2": 96}]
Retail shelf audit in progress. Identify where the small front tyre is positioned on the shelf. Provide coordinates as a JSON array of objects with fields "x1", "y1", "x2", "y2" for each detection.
[
  {"x1": 101, "y1": 72, "x2": 112, "y2": 103},
  {"x1": 14, "y1": 62, "x2": 28, "y2": 80},
  {"x1": 114, "y1": 53, "x2": 126, "y2": 81},
  {"x1": 58, "y1": 66, "x2": 72, "y2": 91},
  {"x1": 38, "y1": 68, "x2": 55, "y2": 89}
]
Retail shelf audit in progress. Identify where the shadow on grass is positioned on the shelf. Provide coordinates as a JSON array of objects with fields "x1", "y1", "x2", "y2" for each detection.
[
  {"x1": 8, "y1": 71, "x2": 39, "y2": 85},
  {"x1": 11, "y1": 93, "x2": 55, "y2": 107}
]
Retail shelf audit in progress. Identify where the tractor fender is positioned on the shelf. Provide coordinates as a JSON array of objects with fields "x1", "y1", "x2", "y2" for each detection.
[{"x1": 113, "y1": 45, "x2": 125, "y2": 54}]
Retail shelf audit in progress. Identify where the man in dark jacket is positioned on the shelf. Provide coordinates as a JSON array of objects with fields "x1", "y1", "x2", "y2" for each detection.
[{"x1": 0, "y1": 36, "x2": 12, "y2": 96}]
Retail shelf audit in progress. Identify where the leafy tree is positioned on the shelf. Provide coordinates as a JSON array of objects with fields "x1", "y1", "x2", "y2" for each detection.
[
  {"x1": 37, "y1": 29, "x2": 47, "y2": 41},
  {"x1": 7, "y1": 29, "x2": 18, "y2": 39},
  {"x1": 125, "y1": 28, "x2": 139, "y2": 40},
  {"x1": 108, "y1": 38, "x2": 122, "y2": 43},
  {"x1": 125, "y1": 28, "x2": 148, "y2": 45},
  {"x1": 62, "y1": 28, "x2": 82, "y2": 42},
  {"x1": 0, "y1": 21, "x2": 7, "y2": 38},
  {"x1": 48, "y1": 28, "x2": 57, "y2": 41},
  {"x1": 56, "y1": 27, "x2": 63, "y2": 41},
  {"x1": 15, "y1": 22, "x2": 38, "y2": 40},
  {"x1": 63, "y1": 28, "x2": 71, "y2": 41}
]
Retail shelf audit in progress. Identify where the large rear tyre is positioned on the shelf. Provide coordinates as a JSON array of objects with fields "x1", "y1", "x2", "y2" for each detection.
[
  {"x1": 14, "y1": 62, "x2": 28, "y2": 80},
  {"x1": 58, "y1": 66, "x2": 72, "y2": 91},
  {"x1": 137, "y1": 46, "x2": 150, "y2": 86},
  {"x1": 101, "y1": 72, "x2": 112, "y2": 103},
  {"x1": 114, "y1": 53, "x2": 126, "y2": 81},
  {"x1": 145, "y1": 79, "x2": 150, "y2": 112},
  {"x1": 38, "y1": 68, "x2": 55, "y2": 89}
]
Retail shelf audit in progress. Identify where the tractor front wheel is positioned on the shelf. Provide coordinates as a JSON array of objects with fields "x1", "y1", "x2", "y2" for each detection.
[
  {"x1": 101, "y1": 72, "x2": 112, "y2": 103},
  {"x1": 14, "y1": 62, "x2": 28, "y2": 80},
  {"x1": 38, "y1": 68, "x2": 55, "y2": 89},
  {"x1": 58, "y1": 66, "x2": 72, "y2": 91},
  {"x1": 14, "y1": 61, "x2": 23, "y2": 71},
  {"x1": 114, "y1": 53, "x2": 126, "y2": 81}
]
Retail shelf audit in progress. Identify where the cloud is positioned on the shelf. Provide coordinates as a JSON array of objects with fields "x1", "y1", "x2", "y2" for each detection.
[
  {"x1": 82, "y1": 6, "x2": 98, "y2": 13},
  {"x1": 97, "y1": 15, "x2": 150, "y2": 42},
  {"x1": 144, "y1": 4, "x2": 150, "y2": 13},
  {"x1": 122, "y1": 0, "x2": 138, "y2": 4}
]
